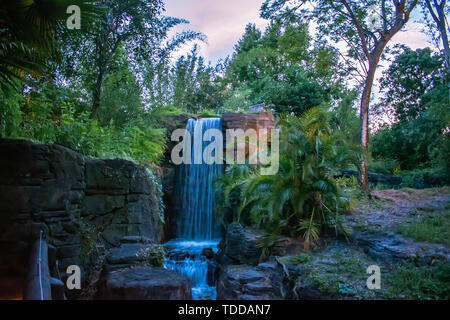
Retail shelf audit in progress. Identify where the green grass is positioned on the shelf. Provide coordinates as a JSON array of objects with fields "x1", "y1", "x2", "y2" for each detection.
[
  {"x1": 302, "y1": 250, "x2": 371, "y2": 298},
  {"x1": 383, "y1": 262, "x2": 450, "y2": 300},
  {"x1": 397, "y1": 212, "x2": 450, "y2": 245},
  {"x1": 278, "y1": 253, "x2": 311, "y2": 265}
]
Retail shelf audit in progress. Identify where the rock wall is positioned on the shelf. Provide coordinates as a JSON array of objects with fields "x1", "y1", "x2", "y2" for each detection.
[
  {"x1": 221, "y1": 112, "x2": 275, "y2": 136},
  {"x1": 0, "y1": 139, "x2": 164, "y2": 299}
]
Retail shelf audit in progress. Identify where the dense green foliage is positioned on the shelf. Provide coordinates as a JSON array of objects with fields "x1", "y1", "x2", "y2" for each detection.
[
  {"x1": 371, "y1": 47, "x2": 450, "y2": 187},
  {"x1": 0, "y1": 0, "x2": 103, "y2": 89},
  {"x1": 0, "y1": 92, "x2": 166, "y2": 164},
  {"x1": 224, "y1": 21, "x2": 344, "y2": 115},
  {"x1": 215, "y1": 107, "x2": 360, "y2": 247},
  {"x1": 0, "y1": 0, "x2": 192, "y2": 165}
]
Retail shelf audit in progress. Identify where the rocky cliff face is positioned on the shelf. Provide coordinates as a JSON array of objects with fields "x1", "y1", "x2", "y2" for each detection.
[{"x1": 0, "y1": 139, "x2": 164, "y2": 299}]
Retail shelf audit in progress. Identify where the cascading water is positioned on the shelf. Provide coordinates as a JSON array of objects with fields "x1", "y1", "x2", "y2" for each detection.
[
  {"x1": 178, "y1": 118, "x2": 223, "y2": 240},
  {"x1": 164, "y1": 118, "x2": 222, "y2": 300}
]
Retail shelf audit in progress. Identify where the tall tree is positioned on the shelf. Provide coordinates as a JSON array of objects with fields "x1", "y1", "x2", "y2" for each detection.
[
  {"x1": 422, "y1": 0, "x2": 449, "y2": 98},
  {"x1": 261, "y1": 0, "x2": 419, "y2": 191},
  {"x1": 170, "y1": 45, "x2": 226, "y2": 113},
  {"x1": 62, "y1": 0, "x2": 202, "y2": 118},
  {"x1": 225, "y1": 21, "x2": 342, "y2": 115},
  {"x1": 374, "y1": 46, "x2": 445, "y2": 124}
]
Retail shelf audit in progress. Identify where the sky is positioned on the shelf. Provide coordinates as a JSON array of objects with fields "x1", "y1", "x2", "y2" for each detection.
[
  {"x1": 164, "y1": 0, "x2": 434, "y2": 64},
  {"x1": 164, "y1": 0, "x2": 268, "y2": 63}
]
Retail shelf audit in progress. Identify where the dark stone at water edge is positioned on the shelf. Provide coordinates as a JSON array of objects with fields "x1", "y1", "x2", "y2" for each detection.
[
  {"x1": 216, "y1": 262, "x2": 284, "y2": 300},
  {"x1": 99, "y1": 266, "x2": 192, "y2": 300},
  {"x1": 201, "y1": 247, "x2": 215, "y2": 259}
]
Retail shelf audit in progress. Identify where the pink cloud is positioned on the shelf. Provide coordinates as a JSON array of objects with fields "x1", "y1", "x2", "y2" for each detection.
[{"x1": 164, "y1": 0, "x2": 268, "y2": 62}]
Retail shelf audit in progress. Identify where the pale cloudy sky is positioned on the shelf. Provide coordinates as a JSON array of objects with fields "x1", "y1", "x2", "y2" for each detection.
[
  {"x1": 164, "y1": 0, "x2": 433, "y2": 64},
  {"x1": 164, "y1": 0, "x2": 268, "y2": 63}
]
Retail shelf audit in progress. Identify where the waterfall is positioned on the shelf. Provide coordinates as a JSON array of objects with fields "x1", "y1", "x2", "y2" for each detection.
[
  {"x1": 165, "y1": 117, "x2": 222, "y2": 300},
  {"x1": 177, "y1": 118, "x2": 223, "y2": 240},
  {"x1": 164, "y1": 240, "x2": 218, "y2": 300}
]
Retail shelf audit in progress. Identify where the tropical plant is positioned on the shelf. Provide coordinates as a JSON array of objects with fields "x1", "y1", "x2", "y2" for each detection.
[
  {"x1": 216, "y1": 107, "x2": 360, "y2": 249},
  {"x1": 214, "y1": 164, "x2": 256, "y2": 226},
  {"x1": 0, "y1": 0, "x2": 102, "y2": 89}
]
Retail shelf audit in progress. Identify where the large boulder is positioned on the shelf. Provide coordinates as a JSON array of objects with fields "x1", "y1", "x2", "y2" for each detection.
[
  {"x1": 99, "y1": 266, "x2": 192, "y2": 300},
  {"x1": 104, "y1": 237, "x2": 165, "y2": 272},
  {"x1": 216, "y1": 262, "x2": 284, "y2": 300},
  {"x1": 217, "y1": 224, "x2": 264, "y2": 266},
  {"x1": 217, "y1": 224, "x2": 305, "y2": 266}
]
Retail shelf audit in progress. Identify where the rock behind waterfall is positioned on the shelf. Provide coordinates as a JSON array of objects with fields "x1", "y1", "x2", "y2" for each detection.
[
  {"x1": 99, "y1": 266, "x2": 192, "y2": 300},
  {"x1": 217, "y1": 224, "x2": 264, "y2": 266}
]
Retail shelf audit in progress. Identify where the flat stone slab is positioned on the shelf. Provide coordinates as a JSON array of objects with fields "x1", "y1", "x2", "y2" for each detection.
[
  {"x1": 99, "y1": 266, "x2": 192, "y2": 300},
  {"x1": 106, "y1": 243, "x2": 149, "y2": 265},
  {"x1": 217, "y1": 262, "x2": 283, "y2": 300}
]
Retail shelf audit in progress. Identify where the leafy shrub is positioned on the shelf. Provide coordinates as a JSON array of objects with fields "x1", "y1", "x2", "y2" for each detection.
[
  {"x1": 215, "y1": 107, "x2": 360, "y2": 248},
  {"x1": 151, "y1": 105, "x2": 189, "y2": 116},
  {"x1": 3, "y1": 102, "x2": 167, "y2": 165},
  {"x1": 335, "y1": 176, "x2": 369, "y2": 210},
  {"x1": 384, "y1": 262, "x2": 450, "y2": 300},
  {"x1": 0, "y1": 86, "x2": 23, "y2": 138},
  {"x1": 199, "y1": 109, "x2": 221, "y2": 118},
  {"x1": 368, "y1": 159, "x2": 400, "y2": 175},
  {"x1": 401, "y1": 167, "x2": 450, "y2": 189},
  {"x1": 214, "y1": 164, "x2": 256, "y2": 225}
]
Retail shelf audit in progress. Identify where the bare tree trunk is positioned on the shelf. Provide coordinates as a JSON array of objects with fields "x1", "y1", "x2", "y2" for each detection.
[
  {"x1": 340, "y1": 0, "x2": 418, "y2": 192},
  {"x1": 90, "y1": 68, "x2": 104, "y2": 119},
  {"x1": 360, "y1": 47, "x2": 386, "y2": 191},
  {"x1": 359, "y1": 67, "x2": 374, "y2": 192},
  {"x1": 425, "y1": 0, "x2": 449, "y2": 99}
]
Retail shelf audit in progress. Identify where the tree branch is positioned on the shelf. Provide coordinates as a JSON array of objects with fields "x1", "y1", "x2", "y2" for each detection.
[{"x1": 339, "y1": 0, "x2": 372, "y2": 60}]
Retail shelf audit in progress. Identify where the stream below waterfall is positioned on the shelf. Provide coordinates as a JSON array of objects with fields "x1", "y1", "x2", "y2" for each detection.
[{"x1": 164, "y1": 239, "x2": 219, "y2": 300}]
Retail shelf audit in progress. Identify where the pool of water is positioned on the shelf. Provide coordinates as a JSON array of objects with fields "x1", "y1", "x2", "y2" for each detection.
[{"x1": 164, "y1": 239, "x2": 219, "y2": 300}]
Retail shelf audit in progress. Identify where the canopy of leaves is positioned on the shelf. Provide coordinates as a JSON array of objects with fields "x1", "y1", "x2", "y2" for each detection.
[
  {"x1": 372, "y1": 47, "x2": 450, "y2": 171},
  {"x1": 224, "y1": 21, "x2": 343, "y2": 115}
]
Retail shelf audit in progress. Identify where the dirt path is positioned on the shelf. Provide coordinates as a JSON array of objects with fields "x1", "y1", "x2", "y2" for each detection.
[{"x1": 347, "y1": 187, "x2": 450, "y2": 234}]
